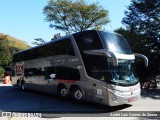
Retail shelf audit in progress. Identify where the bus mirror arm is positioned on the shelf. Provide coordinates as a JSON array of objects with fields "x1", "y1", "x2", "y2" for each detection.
[
  {"x1": 134, "y1": 53, "x2": 148, "y2": 67},
  {"x1": 110, "y1": 52, "x2": 118, "y2": 66},
  {"x1": 83, "y1": 50, "x2": 118, "y2": 66}
]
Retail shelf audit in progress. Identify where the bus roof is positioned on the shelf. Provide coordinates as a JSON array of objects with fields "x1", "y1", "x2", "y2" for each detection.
[{"x1": 13, "y1": 30, "x2": 120, "y2": 56}]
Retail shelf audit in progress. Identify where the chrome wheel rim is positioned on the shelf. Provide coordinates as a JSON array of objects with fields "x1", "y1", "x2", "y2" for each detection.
[
  {"x1": 60, "y1": 88, "x2": 67, "y2": 97},
  {"x1": 74, "y1": 90, "x2": 82, "y2": 100}
]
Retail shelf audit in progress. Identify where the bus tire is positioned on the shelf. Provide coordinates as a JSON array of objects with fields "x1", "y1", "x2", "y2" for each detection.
[
  {"x1": 57, "y1": 85, "x2": 68, "y2": 98},
  {"x1": 21, "y1": 81, "x2": 26, "y2": 90},
  {"x1": 71, "y1": 86, "x2": 83, "y2": 102}
]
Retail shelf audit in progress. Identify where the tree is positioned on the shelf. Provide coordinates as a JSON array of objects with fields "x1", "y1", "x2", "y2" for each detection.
[
  {"x1": 0, "y1": 33, "x2": 30, "y2": 73},
  {"x1": 0, "y1": 39, "x2": 12, "y2": 67},
  {"x1": 51, "y1": 33, "x2": 62, "y2": 40},
  {"x1": 32, "y1": 33, "x2": 63, "y2": 46},
  {"x1": 122, "y1": 0, "x2": 160, "y2": 53},
  {"x1": 122, "y1": 0, "x2": 160, "y2": 85},
  {"x1": 43, "y1": 0, "x2": 109, "y2": 34},
  {"x1": 114, "y1": 28, "x2": 144, "y2": 53},
  {"x1": 32, "y1": 38, "x2": 46, "y2": 46},
  {"x1": 0, "y1": 66, "x2": 4, "y2": 77}
]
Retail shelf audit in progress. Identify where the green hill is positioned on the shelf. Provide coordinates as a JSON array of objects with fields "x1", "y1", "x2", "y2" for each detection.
[
  {"x1": 0, "y1": 33, "x2": 30, "y2": 76},
  {"x1": 0, "y1": 33, "x2": 30, "y2": 50}
]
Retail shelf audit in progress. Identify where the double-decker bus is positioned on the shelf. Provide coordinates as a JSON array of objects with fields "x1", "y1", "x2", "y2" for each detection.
[{"x1": 12, "y1": 30, "x2": 148, "y2": 106}]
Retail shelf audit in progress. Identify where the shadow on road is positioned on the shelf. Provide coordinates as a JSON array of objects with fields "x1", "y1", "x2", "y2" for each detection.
[{"x1": 0, "y1": 84, "x2": 132, "y2": 117}]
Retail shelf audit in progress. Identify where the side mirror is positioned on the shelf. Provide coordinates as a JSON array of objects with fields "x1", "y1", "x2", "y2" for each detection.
[
  {"x1": 83, "y1": 49, "x2": 118, "y2": 66},
  {"x1": 134, "y1": 53, "x2": 148, "y2": 67}
]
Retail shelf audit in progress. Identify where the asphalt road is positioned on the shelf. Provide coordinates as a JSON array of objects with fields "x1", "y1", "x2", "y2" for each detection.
[
  {"x1": 0, "y1": 82, "x2": 160, "y2": 120},
  {"x1": 0, "y1": 83, "x2": 130, "y2": 114}
]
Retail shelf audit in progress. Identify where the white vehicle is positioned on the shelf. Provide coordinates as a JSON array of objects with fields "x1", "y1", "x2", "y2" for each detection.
[{"x1": 12, "y1": 30, "x2": 148, "y2": 106}]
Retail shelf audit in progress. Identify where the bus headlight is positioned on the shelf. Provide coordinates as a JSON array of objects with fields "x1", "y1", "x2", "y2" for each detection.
[
  {"x1": 115, "y1": 91, "x2": 122, "y2": 96},
  {"x1": 108, "y1": 89, "x2": 122, "y2": 96}
]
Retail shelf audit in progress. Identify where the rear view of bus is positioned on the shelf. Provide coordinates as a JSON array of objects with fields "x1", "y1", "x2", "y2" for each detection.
[{"x1": 73, "y1": 30, "x2": 148, "y2": 106}]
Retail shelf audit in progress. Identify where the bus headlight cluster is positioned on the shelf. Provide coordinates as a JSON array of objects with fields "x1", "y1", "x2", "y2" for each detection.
[
  {"x1": 111, "y1": 89, "x2": 122, "y2": 96},
  {"x1": 115, "y1": 90, "x2": 122, "y2": 96},
  {"x1": 108, "y1": 89, "x2": 122, "y2": 96}
]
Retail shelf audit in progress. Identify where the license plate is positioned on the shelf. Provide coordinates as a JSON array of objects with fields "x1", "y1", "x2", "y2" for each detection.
[{"x1": 128, "y1": 98, "x2": 136, "y2": 102}]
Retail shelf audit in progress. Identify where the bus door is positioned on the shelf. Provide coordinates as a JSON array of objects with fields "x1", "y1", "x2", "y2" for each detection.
[
  {"x1": 86, "y1": 64, "x2": 108, "y2": 104},
  {"x1": 92, "y1": 79, "x2": 108, "y2": 104}
]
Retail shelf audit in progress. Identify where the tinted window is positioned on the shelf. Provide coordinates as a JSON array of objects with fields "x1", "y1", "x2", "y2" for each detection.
[
  {"x1": 40, "y1": 39, "x2": 74, "y2": 58},
  {"x1": 45, "y1": 66, "x2": 56, "y2": 79},
  {"x1": 67, "y1": 67, "x2": 80, "y2": 80},
  {"x1": 73, "y1": 30, "x2": 103, "y2": 52},
  {"x1": 13, "y1": 38, "x2": 75, "y2": 62},
  {"x1": 56, "y1": 67, "x2": 68, "y2": 80},
  {"x1": 73, "y1": 30, "x2": 110, "y2": 81},
  {"x1": 83, "y1": 54, "x2": 110, "y2": 81},
  {"x1": 25, "y1": 68, "x2": 45, "y2": 76},
  {"x1": 56, "y1": 66, "x2": 80, "y2": 80},
  {"x1": 98, "y1": 31, "x2": 132, "y2": 54},
  {"x1": 24, "y1": 66, "x2": 80, "y2": 80}
]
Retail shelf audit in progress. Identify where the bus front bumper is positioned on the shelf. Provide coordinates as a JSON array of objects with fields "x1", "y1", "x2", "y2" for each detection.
[{"x1": 107, "y1": 88, "x2": 140, "y2": 106}]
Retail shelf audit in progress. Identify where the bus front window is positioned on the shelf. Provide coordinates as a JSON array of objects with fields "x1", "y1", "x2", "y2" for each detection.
[
  {"x1": 108, "y1": 59, "x2": 138, "y2": 86},
  {"x1": 98, "y1": 31, "x2": 132, "y2": 55}
]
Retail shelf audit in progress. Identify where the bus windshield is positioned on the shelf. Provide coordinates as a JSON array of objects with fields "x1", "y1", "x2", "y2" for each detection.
[
  {"x1": 108, "y1": 59, "x2": 138, "y2": 86},
  {"x1": 98, "y1": 31, "x2": 132, "y2": 54}
]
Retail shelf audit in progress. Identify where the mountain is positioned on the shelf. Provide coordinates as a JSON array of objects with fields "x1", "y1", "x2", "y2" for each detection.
[
  {"x1": 0, "y1": 33, "x2": 30, "y2": 50},
  {"x1": 0, "y1": 33, "x2": 30, "y2": 76}
]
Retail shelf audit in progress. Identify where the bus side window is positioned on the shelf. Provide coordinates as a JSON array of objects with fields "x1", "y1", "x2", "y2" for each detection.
[
  {"x1": 24, "y1": 69, "x2": 33, "y2": 76},
  {"x1": 45, "y1": 67, "x2": 56, "y2": 79},
  {"x1": 67, "y1": 67, "x2": 80, "y2": 80},
  {"x1": 24, "y1": 68, "x2": 45, "y2": 77},
  {"x1": 56, "y1": 67, "x2": 68, "y2": 80},
  {"x1": 66, "y1": 43, "x2": 75, "y2": 56},
  {"x1": 83, "y1": 55, "x2": 110, "y2": 82},
  {"x1": 55, "y1": 67, "x2": 80, "y2": 80}
]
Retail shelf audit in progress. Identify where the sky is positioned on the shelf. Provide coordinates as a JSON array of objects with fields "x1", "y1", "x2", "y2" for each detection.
[{"x1": 0, "y1": 0, "x2": 131, "y2": 46}]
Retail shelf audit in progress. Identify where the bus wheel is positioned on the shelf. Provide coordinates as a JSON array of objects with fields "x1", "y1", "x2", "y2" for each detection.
[
  {"x1": 57, "y1": 85, "x2": 68, "y2": 98},
  {"x1": 71, "y1": 87, "x2": 83, "y2": 102},
  {"x1": 21, "y1": 81, "x2": 26, "y2": 90}
]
